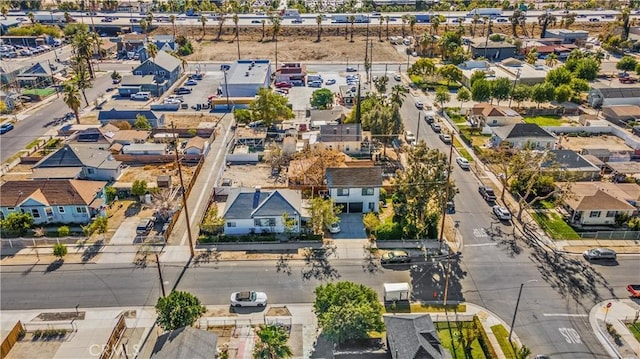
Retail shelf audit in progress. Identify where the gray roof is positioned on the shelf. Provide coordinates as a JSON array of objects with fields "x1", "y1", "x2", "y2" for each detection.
[
  {"x1": 227, "y1": 59, "x2": 270, "y2": 85},
  {"x1": 492, "y1": 123, "x2": 555, "y2": 140},
  {"x1": 136, "y1": 50, "x2": 181, "y2": 73},
  {"x1": 546, "y1": 150, "x2": 599, "y2": 171},
  {"x1": 326, "y1": 167, "x2": 383, "y2": 188},
  {"x1": 98, "y1": 109, "x2": 159, "y2": 121},
  {"x1": 384, "y1": 315, "x2": 447, "y2": 359},
  {"x1": 151, "y1": 327, "x2": 218, "y2": 359},
  {"x1": 471, "y1": 40, "x2": 516, "y2": 49},
  {"x1": 320, "y1": 124, "x2": 362, "y2": 142},
  {"x1": 223, "y1": 188, "x2": 301, "y2": 219},
  {"x1": 592, "y1": 87, "x2": 640, "y2": 99},
  {"x1": 121, "y1": 74, "x2": 157, "y2": 86},
  {"x1": 35, "y1": 144, "x2": 122, "y2": 170}
]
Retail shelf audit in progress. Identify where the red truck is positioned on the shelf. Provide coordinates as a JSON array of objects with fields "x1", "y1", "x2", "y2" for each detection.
[
  {"x1": 619, "y1": 77, "x2": 638, "y2": 84},
  {"x1": 627, "y1": 284, "x2": 640, "y2": 298}
]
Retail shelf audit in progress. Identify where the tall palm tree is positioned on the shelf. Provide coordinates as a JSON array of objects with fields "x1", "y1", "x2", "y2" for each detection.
[
  {"x1": 217, "y1": 12, "x2": 226, "y2": 40},
  {"x1": 344, "y1": 17, "x2": 349, "y2": 39},
  {"x1": 390, "y1": 84, "x2": 408, "y2": 107},
  {"x1": 233, "y1": 13, "x2": 239, "y2": 40},
  {"x1": 200, "y1": 15, "x2": 207, "y2": 39},
  {"x1": 619, "y1": 7, "x2": 631, "y2": 40},
  {"x1": 270, "y1": 15, "x2": 281, "y2": 42},
  {"x1": 1, "y1": 5, "x2": 9, "y2": 19},
  {"x1": 72, "y1": 31, "x2": 95, "y2": 78},
  {"x1": 252, "y1": 324, "x2": 292, "y2": 359},
  {"x1": 538, "y1": 12, "x2": 556, "y2": 38},
  {"x1": 63, "y1": 83, "x2": 82, "y2": 125},
  {"x1": 146, "y1": 11, "x2": 154, "y2": 29},
  {"x1": 480, "y1": 16, "x2": 489, "y2": 37},
  {"x1": 260, "y1": 19, "x2": 266, "y2": 41},
  {"x1": 168, "y1": 51, "x2": 188, "y2": 72},
  {"x1": 316, "y1": 14, "x2": 323, "y2": 42},
  {"x1": 472, "y1": 13, "x2": 480, "y2": 36},
  {"x1": 139, "y1": 19, "x2": 149, "y2": 40},
  {"x1": 64, "y1": 12, "x2": 72, "y2": 24},
  {"x1": 170, "y1": 15, "x2": 176, "y2": 38},
  {"x1": 146, "y1": 43, "x2": 159, "y2": 96},
  {"x1": 408, "y1": 15, "x2": 416, "y2": 39},
  {"x1": 430, "y1": 15, "x2": 441, "y2": 36},
  {"x1": 378, "y1": 16, "x2": 383, "y2": 42},
  {"x1": 385, "y1": 16, "x2": 390, "y2": 39},
  {"x1": 349, "y1": 15, "x2": 355, "y2": 42},
  {"x1": 71, "y1": 58, "x2": 91, "y2": 106},
  {"x1": 28, "y1": 12, "x2": 34, "y2": 24},
  {"x1": 401, "y1": 14, "x2": 407, "y2": 37}
]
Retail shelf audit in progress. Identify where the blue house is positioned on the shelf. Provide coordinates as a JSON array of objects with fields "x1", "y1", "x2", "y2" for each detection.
[
  {"x1": 131, "y1": 50, "x2": 183, "y2": 96},
  {"x1": 32, "y1": 144, "x2": 125, "y2": 181},
  {"x1": 153, "y1": 35, "x2": 178, "y2": 53},
  {"x1": 0, "y1": 179, "x2": 107, "y2": 225},
  {"x1": 98, "y1": 108, "x2": 165, "y2": 128}
]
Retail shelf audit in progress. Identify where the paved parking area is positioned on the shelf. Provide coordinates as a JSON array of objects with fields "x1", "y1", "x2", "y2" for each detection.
[{"x1": 332, "y1": 213, "x2": 366, "y2": 239}]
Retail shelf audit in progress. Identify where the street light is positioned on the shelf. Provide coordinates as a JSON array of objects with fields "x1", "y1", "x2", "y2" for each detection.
[{"x1": 508, "y1": 279, "x2": 538, "y2": 343}]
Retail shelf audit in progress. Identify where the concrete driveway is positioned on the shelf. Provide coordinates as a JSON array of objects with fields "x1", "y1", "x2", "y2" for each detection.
[{"x1": 332, "y1": 213, "x2": 367, "y2": 239}]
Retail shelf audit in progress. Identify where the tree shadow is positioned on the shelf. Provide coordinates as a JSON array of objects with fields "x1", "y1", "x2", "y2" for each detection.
[
  {"x1": 45, "y1": 259, "x2": 64, "y2": 273},
  {"x1": 124, "y1": 203, "x2": 141, "y2": 217},
  {"x1": 301, "y1": 245, "x2": 340, "y2": 281},
  {"x1": 410, "y1": 255, "x2": 466, "y2": 303},
  {"x1": 276, "y1": 254, "x2": 292, "y2": 276},
  {"x1": 192, "y1": 248, "x2": 220, "y2": 267},
  {"x1": 362, "y1": 243, "x2": 382, "y2": 274},
  {"x1": 80, "y1": 240, "x2": 104, "y2": 262}
]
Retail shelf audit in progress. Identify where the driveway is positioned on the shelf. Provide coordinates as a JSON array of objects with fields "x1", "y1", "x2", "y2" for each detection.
[
  {"x1": 96, "y1": 217, "x2": 139, "y2": 264},
  {"x1": 332, "y1": 213, "x2": 367, "y2": 239}
]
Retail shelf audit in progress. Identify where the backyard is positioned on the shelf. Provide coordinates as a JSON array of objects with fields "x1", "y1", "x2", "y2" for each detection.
[
  {"x1": 522, "y1": 115, "x2": 564, "y2": 127},
  {"x1": 435, "y1": 321, "x2": 487, "y2": 359}
]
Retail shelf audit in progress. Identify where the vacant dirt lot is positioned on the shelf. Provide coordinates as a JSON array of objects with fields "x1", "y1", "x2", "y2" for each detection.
[
  {"x1": 119, "y1": 163, "x2": 197, "y2": 185},
  {"x1": 559, "y1": 134, "x2": 634, "y2": 153},
  {"x1": 221, "y1": 163, "x2": 287, "y2": 188}
]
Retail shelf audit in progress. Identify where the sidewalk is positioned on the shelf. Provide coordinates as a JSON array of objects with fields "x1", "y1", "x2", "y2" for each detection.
[{"x1": 589, "y1": 299, "x2": 640, "y2": 359}]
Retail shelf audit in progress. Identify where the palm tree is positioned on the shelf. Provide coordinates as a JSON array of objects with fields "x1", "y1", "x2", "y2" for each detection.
[
  {"x1": 619, "y1": 7, "x2": 631, "y2": 40},
  {"x1": 146, "y1": 11, "x2": 154, "y2": 28},
  {"x1": 72, "y1": 31, "x2": 95, "y2": 78},
  {"x1": 1, "y1": 5, "x2": 9, "y2": 19},
  {"x1": 168, "y1": 51, "x2": 187, "y2": 72},
  {"x1": 146, "y1": 43, "x2": 159, "y2": 96},
  {"x1": 545, "y1": 53, "x2": 558, "y2": 67},
  {"x1": 390, "y1": 84, "x2": 408, "y2": 107},
  {"x1": 538, "y1": 12, "x2": 556, "y2": 38},
  {"x1": 28, "y1": 12, "x2": 34, "y2": 25},
  {"x1": 217, "y1": 12, "x2": 226, "y2": 40},
  {"x1": 233, "y1": 13, "x2": 239, "y2": 40},
  {"x1": 270, "y1": 15, "x2": 281, "y2": 42},
  {"x1": 378, "y1": 16, "x2": 383, "y2": 42},
  {"x1": 200, "y1": 15, "x2": 207, "y2": 39},
  {"x1": 64, "y1": 12, "x2": 72, "y2": 24},
  {"x1": 472, "y1": 13, "x2": 480, "y2": 36},
  {"x1": 316, "y1": 14, "x2": 323, "y2": 42},
  {"x1": 430, "y1": 15, "x2": 441, "y2": 36},
  {"x1": 71, "y1": 58, "x2": 91, "y2": 106},
  {"x1": 63, "y1": 83, "x2": 82, "y2": 125},
  {"x1": 170, "y1": 15, "x2": 176, "y2": 38},
  {"x1": 349, "y1": 15, "x2": 355, "y2": 42},
  {"x1": 260, "y1": 19, "x2": 266, "y2": 41},
  {"x1": 385, "y1": 16, "x2": 390, "y2": 39},
  {"x1": 480, "y1": 16, "x2": 489, "y2": 37},
  {"x1": 252, "y1": 324, "x2": 292, "y2": 359},
  {"x1": 401, "y1": 14, "x2": 407, "y2": 37},
  {"x1": 139, "y1": 19, "x2": 149, "y2": 40},
  {"x1": 408, "y1": 15, "x2": 416, "y2": 39}
]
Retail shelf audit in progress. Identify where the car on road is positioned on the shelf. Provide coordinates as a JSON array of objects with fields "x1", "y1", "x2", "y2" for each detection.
[
  {"x1": 393, "y1": 74, "x2": 401, "y2": 81},
  {"x1": 101, "y1": 18, "x2": 113, "y2": 22},
  {"x1": 346, "y1": 66, "x2": 357, "y2": 72},
  {"x1": 583, "y1": 248, "x2": 617, "y2": 261},
  {"x1": 174, "y1": 87, "x2": 192, "y2": 95},
  {"x1": 381, "y1": 250, "x2": 411, "y2": 264},
  {"x1": 136, "y1": 218, "x2": 154, "y2": 235},
  {"x1": 456, "y1": 156, "x2": 470, "y2": 169},
  {"x1": 275, "y1": 88, "x2": 289, "y2": 95},
  {"x1": 0, "y1": 123, "x2": 15, "y2": 134},
  {"x1": 251, "y1": 20, "x2": 261, "y2": 23},
  {"x1": 478, "y1": 186, "x2": 497, "y2": 202},
  {"x1": 292, "y1": 18, "x2": 304, "y2": 23},
  {"x1": 185, "y1": 79, "x2": 198, "y2": 86},
  {"x1": 275, "y1": 81, "x2": 292, "y2": 88},
  {"x1": 415, "y1": 101, "x2": 424, "y2": 109},
  {"x1": 492, "y1": 205, "x2": 512, "y2": 220},
  {"x1": 328, "y1": 221, "x2": 341, "y2": 234},
  {"x1": 439, "y1": 134, "x2": 452, "y2": 144},
  {"x1": 495, "y1": 17, "x2": 508, "y2": 23},
  {"x1": 112, "y1": 78, "x2": 121, "y2": 84},
  {"x1": 430, "y1": 122, "x2": 441, "y2": 133},
  {"x1": 589, "y1": 17, "x2": 600, "y2": 22},
  {"x1": 230, "y1": 291, "x2": 268, "y2": 307},
  {"x1": 325, "y1": 79, "x2": 336, "y2": 85},
  {"x1": 627, "y1": 284, "x2": 640, "y2": 298},
  {"x1": 308, "y1": 80, "x2": 322, "y2": 88},
  {"x1": 405, "y1": 130, "x2": 416, "y2": 145}
]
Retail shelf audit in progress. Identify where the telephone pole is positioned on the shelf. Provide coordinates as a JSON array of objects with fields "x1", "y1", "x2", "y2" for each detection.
[{"x1": 171, "y1": 122, "x2": 195, "y2": 258}]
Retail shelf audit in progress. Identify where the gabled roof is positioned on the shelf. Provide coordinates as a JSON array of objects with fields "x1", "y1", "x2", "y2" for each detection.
[
  {"x1": 565, "y1": 189, "x2": 636, "y2": 211},
  {"x1": 98, "y1": 108, "x2": 159, "y2": 121},
  {"x1": 319, "y1": 124, "x2": 362, "y2": 142},
  {"x1": 546, "y1": 150, "x2": 599, "y2": 171},
  {"x1": 151, "y1": 327, "x2": 218, "y2": 359},
  {"x1": 492, "y1": 123, "x2": 555, "y2": 140},
  {"x1": 223, "y1": 188, "x2": 302, "y2": 219},
  {"x1": 592, "y1": 87, "x2": 640, "y2": 99},
  {"x1": 19, "y1": 62, "x2": 53, "y2": 76},
  {"x1": 134, "y1": 50, "x2": 181, "y2": 73},
  {"x1": 326, "y1": 167, "x2": 383, "y2": 188},
  {"x1": 185, "y1": 136, "x2": 207, "y2": 150},
  {"x1": 384, "y1": 315, "x2": 446, "y2": 359},
  {"x1": 35, "y1": 144, "x2": 122, "y2": 170},
  {"x1": 0, "y1": 180, "x2": 107, "y2": 207}
]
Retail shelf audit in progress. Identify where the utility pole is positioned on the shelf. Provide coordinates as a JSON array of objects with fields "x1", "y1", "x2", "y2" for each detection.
[
  {"x1": 438, "y1": 142, "x2": 454, "y2": 252},
  {"x1": 155, "y1": 253, "x2": 166, "y2": 297},
  {"x1": 416, "y1": 111, "x2": 421, "y2": 140},
  {"x1": 224, "y1": 70, "x2": 230, "y2": 110},
  {"x1": 171, "y1": 122, "x2": 195, "y2": 258},
  {"x1": 508, "y1": 69, "x2": 521, "y2": 108}
]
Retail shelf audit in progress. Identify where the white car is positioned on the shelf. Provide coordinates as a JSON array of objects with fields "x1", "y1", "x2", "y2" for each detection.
[
  {"x1": 456, "y1": 156, "x2": 470, "y2": 169},
  {"x1": 394, "y1": 74, "x2": 401, "y2": 81},
  {"x1": 492, "y1": 205, "x2": 512, "y2": 220},
  {"x1": 405, "y1": 131, "x2": 416, "y2": 145},
  {"x1": 329, "y1": 221, "x2": 341, "y2": 234},
  {"x1": 230, "y1": 291, "x2": 268, "y2": 307}
]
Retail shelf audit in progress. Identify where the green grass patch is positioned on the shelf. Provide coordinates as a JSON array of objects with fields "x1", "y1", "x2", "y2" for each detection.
[
  {"x1": 530, "y1": 210, "x2": 581, "y2": 240},
  {"x1": 23, "y1": 88, "x2": 56, "y2": 97},
  {"x1": 490, "y1": 324, "x2": 516, "y2": 359},
  {"x1": 626, "y1": 322, "x2": 640, "y2": 343},
  {"x1": 535, "y1": 200, "x2": 556, "y2": 210},
  {"x1": 523, "y1": 115, "x2": 563, "y2": 126},
  {"x1": 26, "y1": 139, "x2": 41, "y2": 150},
  {"x1": 452, "y1": 137, "x2": 474, "y2": 162},
  {"x1": 383, "y1": 302, "x2": 466, "y2": 314},
  {"x1": 437, "y1": 321, "x2": 487, "y2": 359},
  {"x1": 446, "y1": 108, "x2": 467, "y2": 124}
]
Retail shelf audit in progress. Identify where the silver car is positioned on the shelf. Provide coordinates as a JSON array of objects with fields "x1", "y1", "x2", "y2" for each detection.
[
  {"x1": 230, "y1": 291, "x2": 268, "y2": 307},
  {"x1": 583, "y1": 248, "x2": 617, "y2": 261}
]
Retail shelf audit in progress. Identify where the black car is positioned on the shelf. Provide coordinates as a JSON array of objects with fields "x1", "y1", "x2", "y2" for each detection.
[{"x1": 478, "y1": 186, "x2": 497, "y2": 202}]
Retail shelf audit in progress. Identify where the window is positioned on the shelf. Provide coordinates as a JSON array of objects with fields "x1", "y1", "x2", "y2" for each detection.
[
  {"x1": 30, "y1": 208, "x2": 40, "y2": 218},
  {"x1": 368, "y1": 202, "x2": 375, "y2": 211},
  {"x1": 76, "y1": 207, "x2": 88, "y2": 214},
  {"x1": 134, "y1": 71, "x2": 142, "y2": 75},
  {"x1": 226, "y1": 222, "x2": 236, "y2": 227},
  {"x1": 606, "y1": 211, "x2": 616, "y2": 218},
  {"x1": 589, "y1": 211, "x2": 601, "y2": 218},
  {"x1": 7, "y1": 207, "x2": 14, "y2": 211},
  {"x1": 158, "y1": 71, "x2": 165, "y2": 76},
  {"x1": 45, "y1": 207, "x2": 53, "y2": 219},
  {"x1": 87, "y1": 168, "x2": 95, "y2": 174},
  {"x1": 337, "y1": 188, "x2": 349, "y2": 196},
  {"x1": 58, "y1": 206, "x2": 65, "y2": 214},
  {"x1": 254, "y1": 218, "x2": 276, "y2": 227},
  {"x1": 362, "y1": 188, "x2": 374, "y2": 196}
]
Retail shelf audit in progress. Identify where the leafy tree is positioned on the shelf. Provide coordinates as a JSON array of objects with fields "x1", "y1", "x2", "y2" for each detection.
[
  {"x1": 456, "y1": 87, "x2": 471, "y2": 108},
  {"x1": 373, "y1": 75, "x2": 389, "y2": 93},
  {"x1": 249, "y1": 88, "x2": 294, "y2": 127},
  {"x1": 362, "y1": 102, "x2": 402, "y2": 151},
  {"x1": 131, "y1": 179, "x2": 148, "y2": 197},
  {"x1": 437, "y1": 64, "x2": 462, "y2": 86},
  {"x1": 636, "y1": 63, "x2": 640, "y2": 75},
  {"x1": 471, "y1": 79, "x2": 491, "y2": 102},
  {"x1": 291, "y1": 148, "x2": 344, "y2": 186},
  {"x1": 316, "y1": 14, "x2": 323, "y2": 42},
  {"x1": 362, "y1": 213, "x2": 381, "y2": 236},
  {"x1": 253, "y1": 324, "x2": 293, "y2": 359},
  {"x1": 310, "y1": 88, "x2": 334, "y2": 109},
  {"x1": 469, "y1": 70, "x2": 486, "y2": 87},
  {"x1": 569, "y1": 78, "x2": 590, "y2": 93},
  {"x1": 573, "y1": 57, "x2": 600, "y2": 81},
  {"x1": 510, "y1": 84, "x2": 531, "y2": 108},
  {"x1": 265, "y1": 144, "x2": 288, "y2": 173},
  {"x1": 105, "y1": 186, "x2": 117, "y2": 203},
  {"x1": 134, "y1": 114, "x2": 151, "y2": 129},
  {"x1": 71, "y1": 30, "x2": 95, "y2": 78},
  {"x1": 200, "y1": 14, "x2": 208, "y2": 39},
  {"x1": 63, "y1": 23, "x2": 89, "y2": 37},
  {"x1": 110, "y1": 71, "x2": 121, "y2": 80},
  {"x1": 407, "y1": 58, "x2": 436, "y2": 80},
  {"x1": 616, "y1": 56, "x2": 638, "y2": 72},
  {"x1": 438, "y1": 31, "x2": 464, "y2": 63},
  {"x1": 233, "y1": 108, "x2": 253, "y2": 124},
  {"x1": 280, "y1": 212, "x2": 297, "y2": 239},
  {"x1": 62, "y1": 83, "x2": 82, "y2": 124},
  {"x1": 0, "y1": 212, "x2": 34, "y2": 235},
  {"x1": 314, "y1": 282, "x2": 384, "y2": 345},
  {"x1": 0, "y1": 100, "x2": 6, "y2": 114},
  {"x1": 530, "y1": 82, "x2": 554, "y2": 108},
  {"x1": 70, "y1": 56, "x2": 92, "y2": 106},
  {"x1": 490, "y1": 77, "x2": 512, "y2": 105},
  {"x1": 554, "y1": 84, "x2": 573, "y2": 103},
  {"x1": 155, "y1": 291, "x2": 206, "y2": 331},
  {"x1": 58, "y1": 226, "x2": 70, "y2": 237},
  {"x1": 545, "y1": 66, "x2": 572, "y2": 87},
  {"x1": 538, "y1": 12, "x2": 556, "y2": 38},
  {"x1": 309, "y1": 197, "x2": 340, "y2": 234},
  {"x1": 389, "y1": 85, "x2": 408, "y2": 108},
  {"x1": 435, "y1": 87, "x2": 450, "y2": 110},
  {"x1": 53, "y1": 243, "x2": 68, "y2": 259}
]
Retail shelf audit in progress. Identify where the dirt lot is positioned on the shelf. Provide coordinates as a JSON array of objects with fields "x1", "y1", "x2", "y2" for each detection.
[
  {"x1": 221, "y1": 163, "x2": 287, "y2": 188},
  {"x1": 118, "y1": 163, "x2": 197, "y2": 186},
  {"x1": 559, "y1": 134, "x2": 634, "y2": 153},
  {"x1": 164, "y1": 113, "x2": 221, "y2": 128},
  {"x1": 4, "y1": 335, "x2": 62, "y2": 359}
]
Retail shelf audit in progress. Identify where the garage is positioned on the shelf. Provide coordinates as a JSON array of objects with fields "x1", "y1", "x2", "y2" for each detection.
[{"x1": 348, "y1": 202, "x2": 363, "y2": 213}]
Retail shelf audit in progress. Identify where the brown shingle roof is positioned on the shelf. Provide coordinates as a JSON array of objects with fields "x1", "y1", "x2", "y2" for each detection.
[
  {"x1": 326, "y1": 167, "x2": 383, "y2": 187},
  {"x1": 186, "y1": 136, "x2": 207, "y2": 150},
  {"x1": 0, "y1": 180, "x2": 106, "y2": 207},
  {"x1": 565, "y1": 189, "x2": 636, "y2": 211}
]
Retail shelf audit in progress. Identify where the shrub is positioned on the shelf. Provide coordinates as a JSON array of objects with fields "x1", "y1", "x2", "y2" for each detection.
[
  {"x1": 58, "y1": 226, "x2": 70, "y2": 237},
  {"x1": 379, "y1": 188, "x2": 387, "y2": 202},
  {"x1": 52, "y1": 243, "x2": 68, "y2": 259},
  {"x1": 374, "y1": 221, "x2": 403, "y2": 240}
]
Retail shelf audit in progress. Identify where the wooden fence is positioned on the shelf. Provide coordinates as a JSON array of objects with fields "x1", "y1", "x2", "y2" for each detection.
[
  {"x1": 1, "y1": 321, "x2": 24, "y2": 359},
  {"x1": 99, "y1": 314, "x2": 126, "y2": 359}
]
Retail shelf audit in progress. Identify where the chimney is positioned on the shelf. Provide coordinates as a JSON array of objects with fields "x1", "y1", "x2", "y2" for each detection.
[{"x1": 252, "y1": 186, "x2": 261, "y2": 208}]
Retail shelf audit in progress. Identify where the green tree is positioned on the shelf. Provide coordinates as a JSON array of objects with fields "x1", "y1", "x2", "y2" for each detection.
[
  {"x1": 407, "y1": 58, "x2": 436, "y2": 80},
  {"x1": 636, "y1": 63, "x2": 640, "y2": 75},
  {"x1": 316, "y1": 14, "x2": 323, "y2": 42},
  {"x1": 58, "y1": 226, "x2": 70, "y2": 237},
  {"x1": 530, "y1": 82, "x2": 555, "y2": 108},
  {"x1": 390, "y1": 85, "x2": 408, "y2": 108},
  {"x1": 457, "y1": 87, "x2": 471, "y2": 108},
  {"x1": 469, "y1": 70, "x2": 486, "y2": 87},
  {"x1": 435, "y1": 87, "x2": 450, "y2": 110},
  {"x1": 131, "y1": 179, "x2": 148, "y2": 197},
  {"x1": 471, "y1": 79, "x2": 491, "y2": 102},
  {"x1": 249, "y1": 88, "x2": 294, "y2": 127},
  {"x1": 569, "y1": 78, "x2": 590, "y2": 93},
  {"x1": 310, "y1": 88, "x2": 334, "y2": 109},
  {"x1": 71, "y1": 30, "x2": 95, "y2": 78},
  {"x1": 314, "y1": 281, "x2": 384, "y2": 345},
  {"x1": 373, "y1": 75, "x2": 389, "y2": 93},
  {"x1": 134, "y1": 114, "x2": 151, "y2": 129},
  {"x1": 0, "y1": 100, "x2": 6, "y2": 114},
  {"x1": 538, "y1": 12, "x2": 556, "y2": 38},
  {"x1": 155, "y1": 291, "x2": 206, "y2": 331},
  {"x1": 554, "y1": 84, "x2": 573, "y2": 103},
  {"x1": 510, "y1": 84, "x2": 531, "y2": 108},
  {"x1": 110, "y1": 71, "x2": 121, "y2": 80},
  {"x1": 139, "y1": 19, "x2": 149, "y2": 39},
  {"x1": 362, "y1": 213, "x2": 381, "y2": 236},
  {"x1": 170, "y1": 14, "x2": 176, "y2": 38},
  {"x1": 309, "y1": 197, "x2": 340, "y2": 234},
  {"x1": 63, "y1": 23, "x2": 89, "y2": 37},
  {"x1": 253, "y1": 324, "x2": 293, "y2": 359},
  {"x1": 573, "y1": 57, "x2": 600, "y2": 81},
  {"x1": 62, "y1": 83, "x2": 82, "y2": 125},
  {"x1": 233, "y1": 108, "x2": 253, "y2": 124},
  {"x1": 545, "y1": 66, "x2": 572, "y2": 87},
  {"x1": 437, "y1": 64, "x2": 463, "y2": 86},
  {"x1": 53, "y1": 243, "x2": 68, "y2": 259},
  {"x1": 70, "y1": 56, "x2": 92, "y2": 106},
  {"x1": 490, "y1": 77, "x2": 512, "y2": 105},
  {"x1": 616, "y1": 55, "x2": 638, "y2": 72},
  {"x1": 280, "y1": 212, "x2": 297, "y2": 239},
  {"x1": 0, "y1": 212, "x2": 34, "y2": 235},
  {"x1": 362, "y1": 102, "x2": 402, "y2": 151},
  {"x1": 200, "y1": 14, "x2": 208, "y2": 39},
  {"x1": 545, "y1": 53, "x2": 559, "y2": 68},
  {"x1": 105, "y1": 186, "x2": 117, "y2": 203}
]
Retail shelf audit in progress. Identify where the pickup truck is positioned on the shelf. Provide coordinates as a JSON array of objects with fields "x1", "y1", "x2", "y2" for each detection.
[{"x1": 627, "y1": 284, "x2": 640, "y2": 298}]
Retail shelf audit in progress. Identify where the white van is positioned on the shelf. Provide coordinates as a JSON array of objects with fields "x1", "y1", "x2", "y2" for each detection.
[{"x1": 130, "y1": 92, "x2": 150, "y2": 100}]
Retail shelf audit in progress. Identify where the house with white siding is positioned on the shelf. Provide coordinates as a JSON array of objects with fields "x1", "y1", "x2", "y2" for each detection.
[{"x1": 326, "y1": 166, "x2": 383, "y2": 213}]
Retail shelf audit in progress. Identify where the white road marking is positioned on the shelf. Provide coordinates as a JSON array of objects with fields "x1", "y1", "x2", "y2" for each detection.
[
  {"x1": 473, "y1": 228, "x2": 488, "y2": 238},
  {"x1": 559, "y1": 327, "x2": 582, "y2": 344},
  {"x1": 464, "y1": 243, "x2": 498, "y2": 247},
  {"x1": 543, "y1": 314, "x2": 588, "y2": 317}
]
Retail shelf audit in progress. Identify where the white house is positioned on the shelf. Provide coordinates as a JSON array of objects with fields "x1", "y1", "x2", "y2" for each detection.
[
  {"x1": 122, "y1": 143, "x2": 167, "y2": 155},
  {"x1": 222, "y1": 187, "x2": 305, "y2": 235},
  {"x1": 490, "y1": 123, "x2": 557, "y2": 150},
  {"x1": 561, "y1": 182, "x2": 637, "y2": 226},
  {"x1": 326, "y1": 167, "x2": 383, "y2": 213},
  {"x1": 184, "y1": 136, "x2": 210, "y2": 156}
]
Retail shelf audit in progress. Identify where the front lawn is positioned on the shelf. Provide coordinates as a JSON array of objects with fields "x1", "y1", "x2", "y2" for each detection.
[
  {"x1": 523, "y1": 115, "x2": 563, "y2": 126},
  {"x1": 452, "y1": 137, "x2": 473, "y2": 162},
  {"x1": 446, "y1": 108, "x2": 467, "y2": 124},
  {"x1": 23, "y1": 88, "x2": 56, "y2": 97},
  {"x1": 530, "y1": 210, "x2": 581, "y2": 240},
  {"x1": 383, "y1": 302, "x2": 466, "y2": 314},
  {"x1": 627, "y1": 322, "x2": 640, "y2": 343},
  {"x1": 436, "y1": 321, "x2": 487, "y2": 359}
]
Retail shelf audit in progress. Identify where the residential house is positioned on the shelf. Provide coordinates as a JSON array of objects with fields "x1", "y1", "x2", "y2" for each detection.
[
  {"x1": 602, "y1": 105, "x2": 640, "y2": 125},
  {"x1": 338, "y1": 84, "x2": 371, "y2": 107},
  {"x1": 131, "y1": 50, "x2": 183, "y2": 96},
  {"x1": 490, "y1": 123, "x2": 557, "y2": 150},
  {"x1": 543, "y1": 29, "x2": 589, "y2": 44},
  {"x1": 117, "y1": 33, "x2": 147, "y2": 59},
  {"x1": 274, "y1": 63, "x2": 307, "y2": 85},
  {"x1": 222, "y1": 187, "x2": 305, "y2": 235},
  {"x1": 153, "y1": 35, "x2": 178, "y2": 53},
  {"x1": 32, "y1": 144, "x2": 124, "y2": 181},
  {"x1": 470, "y1": 103, "x2": 523, "y2": 127},
  {"x1": 469, "y1": 39, "x2": 517, "y2": 61},
  {"x1": 326, "y1": 166, "x2": 383, "y2": 213},
  {"x1": 222, "y1": 59, "x2": 272, "y2": 98},
  {"x1": 98, "y1": 109, "x2": 165, "y2": 128},
  {"x1": 17, "y1": 61, "x2": 65, "y2": 89},
  {"x1": 317, "y1": 124, "x2": 372, "y2": 158},
  {"x1": 111, "y1": 130, "x2": 150, "y2": 145},
  {"x1": 117, "y1": 75, "x2": 158, "y2": 97},
  {"x1": 588, "y1": 86, "x2": 640, "y2": 108},
  {"x1": 151, "y1": 327, "x2": 218, "y2": 359},
  {"x1": 559, "y1": 182, "x2": 638, "y2": 225},
  {"x1": 543, "y1": 150, "x2": 601, "y2": 181},
  {"x1": 384, "y1": 315, "x2": 449, "y2": 359},
  {"x1": 121, "y1": 143, "x2": 167, "y2": 155},
  {"x1": 310, "y1": 106, "x2": 349, "y2": 128},
  {"x1": 0, "y1": 179, "x2": 107, "y2": 225},
  {"x1": 184, "y1": 136, "x2": 210, "y2": 156},
  {"x1": 0, "y1": 63, "x2": 22, "y2": 86},
  {"x1": 96, "y1": 38, "x2": 117, "y2": 59}
]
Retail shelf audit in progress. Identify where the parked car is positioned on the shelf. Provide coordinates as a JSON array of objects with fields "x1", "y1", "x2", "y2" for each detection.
[
  {"x1": 430, "y1": 122, "x2": 441, "y2": 133},
  {"x1": 174, "y1": 87, "x2": 192, "y2": 95},
  {"x1": 19, "y1": 49, "x2": 32, "y2": 56},
  {"x1": 0, "y1": 123, "x2": 15, "y2": 134},
  {"x1": 325, "y1": 79, "x2": 336, "y2": 85},
  {"x1": 230, "y1": 291, "x2": 268, "y2": 307},
  {"x1": 185, "y1": 79, "x2": 198, "y2": 86},
  {"x1": 492, "y1": 205, "x2": 512, "y2": 220},
  {"x1": 381, "y1": 250, "x2": 411, "y2": 264},
  {"x1": 166, "y1": 95, "x2": 184, "y2": 102},
  {"x1": 328, "y1": 221, "x2": 341, "y2": 234},
  {"x1": 439, "y1": 134, "x2": 452, "y2": 144},
  {"x1": 308, "y1": 80, "x2": 322, "y2": 88},
  {"x1": 405, "y1": 130, "x2": 416, "y2": 145},
  {"x1": 275, "y1": 88, "x2": 289, "y2": 95},
  {"x1": 346, "y1": 66, "x2": 357, "y2": 72},
  {"x1": 251, "y1": 20, "x2": 261, "y2": 23},
  {"x1": 275, "y1": 81, "x2": 292, "y2": 88},
  {"x1": 292, "y1": 18, "x2": 304, "y2": 23},
  {"x1": 393, "y1": 74, "x2": 401, "y2": 81},
  {"x1": 136, "y1": 218, "x2": 154, "y2": 235},
  {"x1": 583, "y1": 248, "x2": 617, "y2": 261},
  {"x1": 627, "y1": 284, "x2": 640, "y2": 298},
  {"x1": 101, "y1": 18, "x2": 113, "y2": 22},
  {"x1": 112, "y1": 78, "x2": 121, "y2": 84},
  {"x1": 456, "y1": 156, "x2": 470, "y2": 169},
  {"x1": 478, "y1": 186, "x2": 497, "y2": 202},
  {"x1": 130, "y1": 91, "x2": 151, "y2": 100},
  {"x1": 415, "y1": 101, "x2": 424, "y2": 109},
  {"x1": 589, "y1": 17, "x2": 600, "y2": 22}
]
